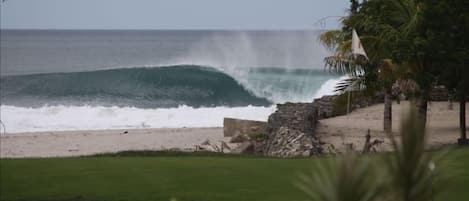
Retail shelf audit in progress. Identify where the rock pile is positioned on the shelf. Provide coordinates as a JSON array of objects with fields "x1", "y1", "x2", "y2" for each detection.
[
  {"x1": 262, "y1": 103, "x2": 322, "y2": 157},
  {"x1": 263, "y1": 127, "x2": 322, "y2": 157}
]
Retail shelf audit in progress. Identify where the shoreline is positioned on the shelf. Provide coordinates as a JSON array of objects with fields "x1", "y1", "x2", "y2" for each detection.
[{"x1": 1, "y1": 101, "x2": 467, "y2": 158}]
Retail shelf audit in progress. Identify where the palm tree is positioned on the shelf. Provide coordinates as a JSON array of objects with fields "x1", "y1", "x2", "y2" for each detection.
[
  {"x1": 320, "y1": 0, "x2": 435, "y2": 131},
  {"x1": 319, "y1": 1, "x2": 399, "y2": 133}
]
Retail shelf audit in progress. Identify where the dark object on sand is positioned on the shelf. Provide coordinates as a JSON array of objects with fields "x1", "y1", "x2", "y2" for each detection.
[{"x1": 362, "y1": 129, "x2": 384, "y2": 153}]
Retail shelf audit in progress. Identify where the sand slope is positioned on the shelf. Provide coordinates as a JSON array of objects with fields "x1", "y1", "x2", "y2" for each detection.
[{"x1": 316, "y1": 101, "x2": 468, "y2": 152}]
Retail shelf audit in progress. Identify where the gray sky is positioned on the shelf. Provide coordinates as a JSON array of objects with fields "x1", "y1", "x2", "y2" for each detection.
[{"x1": 0, "y1": 0, "x2": 349, "y2": 30}]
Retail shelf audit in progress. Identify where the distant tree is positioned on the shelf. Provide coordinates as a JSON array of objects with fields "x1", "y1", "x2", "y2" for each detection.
[{"x1": 339, "y1": 0, "x2": 467, "y2": 144}]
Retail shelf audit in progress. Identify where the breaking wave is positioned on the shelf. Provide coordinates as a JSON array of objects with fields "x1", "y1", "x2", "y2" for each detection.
[{"x1": 0, "y1": 64, "x2": 342, "y2": 133}]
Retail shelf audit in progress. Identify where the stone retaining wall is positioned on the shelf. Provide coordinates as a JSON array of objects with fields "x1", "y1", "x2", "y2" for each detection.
[
  {"x1": 312, "y1": 92, "x2": 384, "y2": 119},
  {"x1": 312, "y1": 95, "x2": 338, "y2": 119}
]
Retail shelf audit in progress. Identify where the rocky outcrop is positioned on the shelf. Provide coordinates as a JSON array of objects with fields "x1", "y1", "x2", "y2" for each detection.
[
  {"x1": 267, "y1": 102, "x2": 317, "y2": 135},
  {"x1": 263, "y1": 127, "x2": 322, "y2": 157}
]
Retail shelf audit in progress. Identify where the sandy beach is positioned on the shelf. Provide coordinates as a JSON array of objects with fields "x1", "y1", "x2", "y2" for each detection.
[
  {"x1": 0, "y1": 127, "x2": 227, "y2": 158},
  {"x1": 316, "y1": 101, "x2": 468, "y2": 152},
  {"x1": 1, "y1": 101, "x2": 467, "y2": 158}
]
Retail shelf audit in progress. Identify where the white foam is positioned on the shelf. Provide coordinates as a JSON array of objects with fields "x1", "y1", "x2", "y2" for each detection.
[{"x1": 0, "y1": 105, "x2": 275, "y2": 133}]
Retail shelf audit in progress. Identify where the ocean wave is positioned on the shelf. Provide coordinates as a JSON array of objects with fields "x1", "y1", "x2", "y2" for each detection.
[
  {"x1": 1, "y1": 64, "x2": 340, "y2": 108},
  {"x1": 0, "y1": 65, "x2": 345, "y2": 133},
  {"x1": 0, "y1": 65, "x2": 271, "y2": 108}
]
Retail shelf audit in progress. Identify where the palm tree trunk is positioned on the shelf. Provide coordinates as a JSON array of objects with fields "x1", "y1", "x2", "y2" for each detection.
[
  {"x1": 384, "y1": 89, "x2": 392, "y2": 133},
  {"x1": 417, "y1": 90, "x2": 429, "y2": 126},
  {"x1": 458, "y1": 92, "x2": 468, "y2": 145}
]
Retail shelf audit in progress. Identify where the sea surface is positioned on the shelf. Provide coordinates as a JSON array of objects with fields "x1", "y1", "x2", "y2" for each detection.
[{"x1": 0, "y1": 30, "x2": 342, "y2": 133}]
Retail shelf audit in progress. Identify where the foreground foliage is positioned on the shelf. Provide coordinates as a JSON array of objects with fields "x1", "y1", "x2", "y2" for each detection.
[{"x1": 297, "y1": 107, "x2": 458, "y2": 201}]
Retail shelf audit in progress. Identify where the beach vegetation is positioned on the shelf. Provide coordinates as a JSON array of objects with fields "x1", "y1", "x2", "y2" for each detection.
[{"x1": 320, "y1": 0, "x2": 403, "y2": 133}]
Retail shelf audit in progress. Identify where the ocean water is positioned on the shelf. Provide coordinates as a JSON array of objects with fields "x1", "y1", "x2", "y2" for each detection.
[{"x1": 0, "y1": 30, "x2": 342, "y2": 133}]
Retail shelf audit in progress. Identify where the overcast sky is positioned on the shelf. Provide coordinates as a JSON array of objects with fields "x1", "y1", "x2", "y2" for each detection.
[{"x1": 0, "y1": 0, "x2": 349, "y2": 30}]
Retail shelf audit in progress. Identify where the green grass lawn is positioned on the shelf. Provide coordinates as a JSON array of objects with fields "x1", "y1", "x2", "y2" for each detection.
[{"x1": 1, "y1": 148, "x2": 468, "y2": 201}]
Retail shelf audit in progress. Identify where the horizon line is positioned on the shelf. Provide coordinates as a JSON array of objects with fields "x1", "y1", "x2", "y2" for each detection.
[{"x1": 0, "y1": 28, "x2": 333, "y2": 31}]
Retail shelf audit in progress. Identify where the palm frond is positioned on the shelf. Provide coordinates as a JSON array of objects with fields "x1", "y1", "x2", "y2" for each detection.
[
  {"x1": 319, "y1": 30, "x2": 344, "y2": 52},
  {"x1": 324, "y1": 55, "x2": 351, "y2": 74},
  {"x1": 334, "y1": 77, "x2": 365, "y2": 92},
  {"x1": 324, "y1": 55, "x2": 365, "y2": 77}
]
